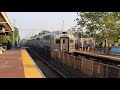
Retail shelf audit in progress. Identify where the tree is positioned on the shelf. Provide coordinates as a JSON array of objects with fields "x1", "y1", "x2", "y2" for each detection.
[
  {"x1": 75, "y1": 12, "x2": 120, "y2": 53},
  {"x1": 39, "y1": 30, "x2": 50, "y2": 35},
  {"x1": 0, "y1": 35, "x2": 11, "y2": 43},
  {"x1": 9, "y1": 27, "x2": 20, "y2": 43},
  {"x1": 68, "y1": 27, "x2": 77, "y2": 36},
  {"x1": 31, "y1": 30, "x2": 51, "y2": 38}
]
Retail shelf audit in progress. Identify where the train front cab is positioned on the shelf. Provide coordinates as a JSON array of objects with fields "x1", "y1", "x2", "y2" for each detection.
[{"x1": 60, "y1": 37, "x2": 69, "y2": 53}]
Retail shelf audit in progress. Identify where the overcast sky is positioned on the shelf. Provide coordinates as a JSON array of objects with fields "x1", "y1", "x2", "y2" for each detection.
[{"x1": 7, "y1": 12, "x2": 78, "y2": 39}]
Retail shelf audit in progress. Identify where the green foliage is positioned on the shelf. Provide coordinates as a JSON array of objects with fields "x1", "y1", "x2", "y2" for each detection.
[
  {"x1": 39, "y1": 30, "x2": 50, "y2": 35},
  {"x1": 75, "y1": 12, "x2": 120, "y2": 53},
  {"x1": 75, "y1": 12, "x2": 120, "y2": 46},
  {"x1": 31, "y1": 30, "x2": 50, "y2": 38},
  {"x1": 0, "y1": 35, "x2": 11, "y2": 43},
  {"x1": 0, "y1": 27, "x2": 20, "y2": 43}
]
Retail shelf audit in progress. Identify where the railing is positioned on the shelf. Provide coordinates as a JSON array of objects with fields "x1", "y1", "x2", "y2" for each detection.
[{"x1": 30, "y1": 46, "x2": 120, "y2": 78}]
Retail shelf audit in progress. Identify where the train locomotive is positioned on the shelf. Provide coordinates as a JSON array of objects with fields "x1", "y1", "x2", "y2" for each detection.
[{"x1": 26, "y1": 31, "x2": 75, "y2": 53}]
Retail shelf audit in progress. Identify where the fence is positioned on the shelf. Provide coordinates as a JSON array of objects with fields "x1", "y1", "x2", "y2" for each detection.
[{"x1": 30, "y1": 46, "x2": 120, "y2": 78}]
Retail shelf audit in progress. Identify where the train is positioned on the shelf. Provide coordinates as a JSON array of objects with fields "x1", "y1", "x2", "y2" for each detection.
[{"x1": 25, "y1": 31, "x2": 76, "y2": 53}]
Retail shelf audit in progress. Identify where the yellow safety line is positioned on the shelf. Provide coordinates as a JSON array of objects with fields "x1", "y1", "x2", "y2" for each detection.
[{"x1": 21, "y1": 49, "x2": 43, "y2": 78}]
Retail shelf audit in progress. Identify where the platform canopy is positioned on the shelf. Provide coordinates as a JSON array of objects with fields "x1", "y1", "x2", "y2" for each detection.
[{"x1": 0, "y1": 12, "x2": 14, "y2": 32}]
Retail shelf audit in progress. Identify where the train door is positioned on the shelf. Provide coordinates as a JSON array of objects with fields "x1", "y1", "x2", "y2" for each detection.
[{"x1": 60, "y1": 37, "x2": 69, "y2": 52}]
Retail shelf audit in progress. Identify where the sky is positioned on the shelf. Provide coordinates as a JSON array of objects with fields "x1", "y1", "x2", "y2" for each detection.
[{"x1": 7, "y1": 12, "x2": 79, "y2": 39}]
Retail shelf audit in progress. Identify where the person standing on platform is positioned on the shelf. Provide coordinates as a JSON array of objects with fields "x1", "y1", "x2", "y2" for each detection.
[
  {"x1": 99, "y1": 41, "x2": 103, "y2": 53},
  {"x1": 83, "y1": 41, "x2": 88, "y2": 52},
  {"x1": 7, "y1": 41, "x2": 11, "y2": 50},
  {"x1": 87, "y1": 42, "x2": 91, "y2": 52},
  {"x1": 15, "y1": 41, "x2": 17, "y2": 48}
]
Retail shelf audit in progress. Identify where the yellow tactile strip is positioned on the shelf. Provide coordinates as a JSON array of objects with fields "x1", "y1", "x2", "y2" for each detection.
[{"x1": 21, "y1": 49, "x2": 45, "y2": 78}]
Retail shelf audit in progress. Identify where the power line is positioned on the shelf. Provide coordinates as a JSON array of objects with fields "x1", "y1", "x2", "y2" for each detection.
[{"x1": 61, "y1": 20, "x2": 64, "y2": 32}]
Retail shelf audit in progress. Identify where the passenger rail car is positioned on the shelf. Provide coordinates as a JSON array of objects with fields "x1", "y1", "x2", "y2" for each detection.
[{"x1": 26, "y1": 31, "x2": 75, "y2": 53}]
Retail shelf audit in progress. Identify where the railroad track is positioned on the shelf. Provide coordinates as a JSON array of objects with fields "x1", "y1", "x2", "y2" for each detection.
[{"x1": 26, "y1": 48, "x2": 67, "y2": 78}]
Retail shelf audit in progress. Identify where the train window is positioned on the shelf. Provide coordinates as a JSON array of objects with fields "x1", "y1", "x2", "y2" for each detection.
[
  {"x1": 36, "y1": 38, "x2": 40, "y2": 40},
  {"x1": 70, "y1": 40, "x2": 73, "y2": 43},
  {"x1": 56, "y1": 39, "x2": 60, "y2": 43},
  {"x1": 46, "y1": 36, "x2": 50, "y2": 39},
  {"x1": 63, "y1": 39, "x2": 65, "y2": 44},
  {"x1": 44, "y1": 36, "x2": 50, "y2": 39}
]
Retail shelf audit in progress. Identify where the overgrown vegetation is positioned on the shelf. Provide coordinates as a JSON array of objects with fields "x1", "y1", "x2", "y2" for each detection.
[
  {"x1": 0, "y1": 27, "x2": 20, "y2": 43},
  {"x1": 75, "y1": 12, "x2": 120, "y2": 53},
  {"x1": 31, "y1": 30, "x2": 50, "y2": 38}
]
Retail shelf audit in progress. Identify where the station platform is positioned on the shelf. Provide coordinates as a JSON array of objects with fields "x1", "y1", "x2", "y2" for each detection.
[
  {"x1": 75, "y1": 50, "x2": 120, "y2": 62},
  {"x1": 0, "y1": 48, "x2": 45, "y2": 78}
]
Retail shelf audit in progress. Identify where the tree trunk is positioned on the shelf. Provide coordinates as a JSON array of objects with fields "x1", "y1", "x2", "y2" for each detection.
[
  {"x1": 107, "y1": 37, "x2": 110, "y2": 54},
  {"x1": 94, "y1": 31, "x2": 96, "y2": 48},
  {"x1": 107, "y1": 30, "x2": 111, "y2": 54},
  {"x1": 104, "y1": 39, "x2": 106, "y2": 54}
]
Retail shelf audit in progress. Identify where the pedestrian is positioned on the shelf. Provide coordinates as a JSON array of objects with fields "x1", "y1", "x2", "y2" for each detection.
[
  {"x1": 7, "y1": 41, "x2": 11, "y2": 50},
  {"x1": 87, "y1": 43, "x2": 90, "y2": 51},
  {"x1": 83, "y1": 41, "x2": 88, "y2": 52},
  {"x1": 99, "y1": 41, "x2": 103, "y2": 53},
  {"x1": 15, "y1": 41, "x2": 17, "y2": 48}
]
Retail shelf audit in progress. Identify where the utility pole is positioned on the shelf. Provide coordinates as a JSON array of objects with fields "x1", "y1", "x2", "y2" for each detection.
[
  {"x1": 62, "y1": 20, "x2": 64, "y2": 32},
  {"x1": 13, "y1": 19, "x2": 15, "y2": 42},
  {"x1": 12, "y1": 19, "x2": 15, "y2": 47},
  {"x1": 80, "y1": 28, "x2": 83, "y2": 51}
]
